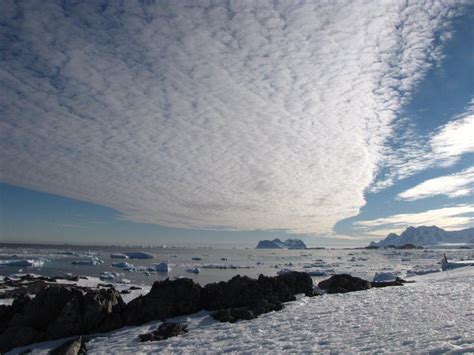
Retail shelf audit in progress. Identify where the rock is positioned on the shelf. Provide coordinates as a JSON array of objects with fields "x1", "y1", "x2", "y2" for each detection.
[
  {"x1": 139, "y1": 323, "x2": 188, "y2": 342},
  {"x1": 0, "y1": 285, "x2": 125, "y2": 353},
  {"x1": 124, "y1": 278, "x2": 201, "y2": 325},
  {"x1": 50, "y1": 336, "x2": 87, "y2": 355},
  {"x1": 318, "y1": 274, "x2": 371, "y2": 294},
  {"x1": 212, "y1": 307, "x2": 255, "y2": 323}
]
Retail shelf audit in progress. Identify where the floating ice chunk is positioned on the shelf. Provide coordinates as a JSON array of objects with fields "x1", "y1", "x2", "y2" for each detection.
[
  {"x1": 112, "y1": 262, "x2": 148, "y2": 272},
  {"x1": 0, "y1": 259, "x2": 45, "y2": 267},
  {"x1": 186, "y1": 267, "x2": 200, "y2": 274},
  {"x1": 71, "y1": 257, "x2": 103, "y2": 265},
  {"x1": 111, "y1": 253, "x2": 129, "y2": 259},
  {"x1": 124, "y1": 252, "x2": 154, "y2": 259},
  {"x1": 153, "y1": 262, "x2": 171, "y2": 272},
  {"x1": 100, "y1": 271, "x2": 120, "y2": 281}
]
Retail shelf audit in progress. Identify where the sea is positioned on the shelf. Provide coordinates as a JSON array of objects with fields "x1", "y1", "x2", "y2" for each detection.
[{"x1": 1, "y1": 243, "x2": 473, "y2": 287}]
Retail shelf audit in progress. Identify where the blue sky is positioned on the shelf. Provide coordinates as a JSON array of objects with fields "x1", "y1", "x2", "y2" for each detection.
[{"x1": 1, "y1": 1, "x2": 473, "y2": 247}]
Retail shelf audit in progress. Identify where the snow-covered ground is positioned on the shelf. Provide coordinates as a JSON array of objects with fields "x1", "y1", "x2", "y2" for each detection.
[{"x1": 7, "y1": 266, "x2": 473, "y2": 354}]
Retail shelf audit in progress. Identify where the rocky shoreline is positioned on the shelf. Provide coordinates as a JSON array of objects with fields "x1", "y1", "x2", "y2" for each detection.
[{"x1": 0, "y1": 272, "x2": 407, "y2": 353}]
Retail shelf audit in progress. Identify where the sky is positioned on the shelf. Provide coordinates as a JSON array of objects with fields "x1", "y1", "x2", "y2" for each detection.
[{"x1": 0, "y1": 0, "x2": 473, "y2": 247}]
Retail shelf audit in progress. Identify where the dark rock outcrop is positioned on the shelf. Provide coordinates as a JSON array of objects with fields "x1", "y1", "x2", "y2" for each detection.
[
  {"x1": 318, "y1": 274, "x2": 371, "y2": 294},
  {"x1": 1, "y1": 271, "x2": 315, "y2": 351},
  {"x1": 50, "y1": 336, "x2": 88, "y2": 355},
  {"x1": 124, "y1": 278, "x2": 201, "y2": 325},
  {"x1": 0, "y1": 285, "x2": 125, "y2": 353},
  {"x1": 139, "y1": 323, "x2": 188, "y2": 342}
]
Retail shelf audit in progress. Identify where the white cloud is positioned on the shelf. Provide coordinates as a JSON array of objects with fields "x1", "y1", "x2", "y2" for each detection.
[
  {"x1": 431, "y1": 104, "x2": 474, "y2": 160},
  {"x1": 0, "y1": 1, "x2": 468, "y2": 234},
  {"x1": 371, "y1": 98, "x2": 474, "y2": 192},
  {"x1": 355, "y1": 204, "x2": 474, "y2": 236},
  {"x1": 398, "y1": 167, "x2": 474, "y2": 201}
]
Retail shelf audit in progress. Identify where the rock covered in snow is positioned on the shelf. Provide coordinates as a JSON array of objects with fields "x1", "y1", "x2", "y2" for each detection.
[{"x1": 370, "y1": 226, "x2": 474, "y2": 247}]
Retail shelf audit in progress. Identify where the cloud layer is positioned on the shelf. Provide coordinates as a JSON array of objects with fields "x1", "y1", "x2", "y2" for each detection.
[
  {"x1": 0, "y1": 1, "x2": 467, "y2": 234},
  {"x1": 372, "y1": 97, "x2": 474, "y2": 192},
  {"x1": 398, "y1": 167, "x2": 474, "y2": 201},
  {"x1": 356, "y1": 204, "x2": 474, "y2": 236}
]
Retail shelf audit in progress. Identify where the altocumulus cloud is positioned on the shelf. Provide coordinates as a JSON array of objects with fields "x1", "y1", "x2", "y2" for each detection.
[{"x1": 0, "y1": 1, "x2": 468, "y2": 234}]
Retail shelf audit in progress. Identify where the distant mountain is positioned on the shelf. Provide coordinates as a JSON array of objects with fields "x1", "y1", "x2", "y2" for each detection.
[
  {"x1": 369, "y1": 226, "x2": 474, "y2": 247},
  {"x1": 256, "y1": 238, "x2": 307, "y2": 249}
]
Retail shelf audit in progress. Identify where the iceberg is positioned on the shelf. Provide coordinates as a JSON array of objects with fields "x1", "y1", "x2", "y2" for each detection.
[
  {"x1": 186, "y1": 267, "x2": 201, "y2": 274},
  {"x1": 71, "y1": 257, "x2": 103, "y2": 265},
  {"x1": 111, "y1": 253, "x2": 129, "y2": 259},
  {"x1": 124, "y1": 252, "x2": 154, "y2": 259},
  {"x1": 0, "y1": 259, "x2": 45, "y2": 268},
  {"x1": 153, "y1": 262, "x2": 171, "y2": 272}
]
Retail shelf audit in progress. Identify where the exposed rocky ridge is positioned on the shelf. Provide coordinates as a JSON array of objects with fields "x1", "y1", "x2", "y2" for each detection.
[
  {"x1": 0, "y1": 271, "x2": 313, "y2": 352},
  {"x1": 370, "y1": 226, "x2": 474, "y2": 247},
  {"x1": 0, "y1": 271, "x2": 405, "y2": 352}
]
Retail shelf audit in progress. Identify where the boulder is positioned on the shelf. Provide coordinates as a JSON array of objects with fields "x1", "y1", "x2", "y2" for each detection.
[
  {"x1": 318, "y1": 274, "x2": 371, "y2": 294},
  {"x1": 124, "y1": 278, "x2": 201, "y2": 325},
  {"x1": 139, "y1": 322, "x2": 188, "y2": 342},
  {"x1": 50, "y1": 336, "x2": 87, "y2": 355},
  {"x1": 0, "y1": 285, "x2": 125, "y2": 353},
  {"x1": 200, "y1": 271, "x2": 313, "y2": 311}
]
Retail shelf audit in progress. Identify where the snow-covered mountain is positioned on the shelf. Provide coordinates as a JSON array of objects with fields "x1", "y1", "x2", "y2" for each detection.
[
  {"x1": 256, "y1": 238, "x2": 307, "y2": 249},
  {"x1": 370, "y1": 226, "x2": 474, "y2": 247}
]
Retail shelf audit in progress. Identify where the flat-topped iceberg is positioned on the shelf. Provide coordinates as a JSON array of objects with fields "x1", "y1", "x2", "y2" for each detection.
[
  {"x1": 110, "y1": 253, "x2": 129, "y2": 259},
  {"x1": 0, "y1": 259, "x2": 45, "y2": 268},
  {"x1": 123, "y1": 252, "x2": 154, "y2": 259}
]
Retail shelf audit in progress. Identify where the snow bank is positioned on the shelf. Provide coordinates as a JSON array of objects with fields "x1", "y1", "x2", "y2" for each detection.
[{"x1": 372, "y1": 272, "x2": 399, "y2": 282}]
